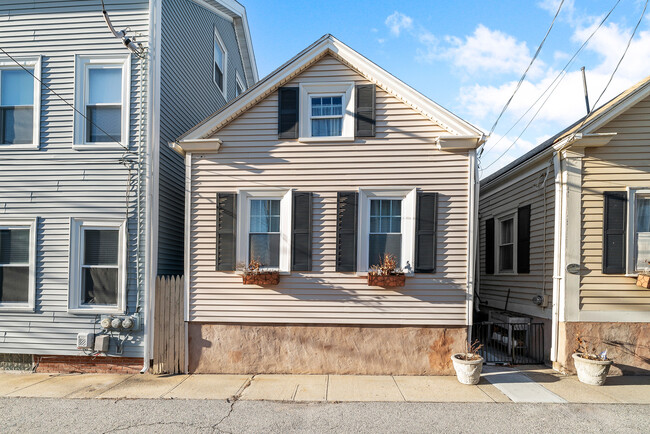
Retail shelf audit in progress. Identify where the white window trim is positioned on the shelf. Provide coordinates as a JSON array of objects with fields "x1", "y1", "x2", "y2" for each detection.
[
  {"x1": 235, "y1": 71, "x2": 245, "y2": 97},
  {"x1": 626, "y1": 187, "x2": 650, "y2": 276},
  {"x1": 213, "y1": 28, "x2": 228, "y2": 98},
  {"x1": 73, "y1": 55, "x2": 131, "y2": 151},
  {"x1": 236, "y1": 189, "x2": 292, "y2": 273},
  {"x1": 0, "y1": 218, "x2": 37, "y2": 312},
  {"x1": 495, "y1": 211, "x2": 517, "y2": 275},
  {"x1": 68, "y1": 218, "x2": 127, "y2": 314},
  {"x1": 299, "y1": 82, "x2": 354, "y2": 142},
  {"x1": 357, "y1": 187, "x2": 416, "y2": 276},
  {"x1": 0, "y1": 56, "x2": 41, "y2": 150}
]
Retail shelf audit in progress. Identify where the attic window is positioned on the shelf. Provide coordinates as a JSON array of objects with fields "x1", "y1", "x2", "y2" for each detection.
[
  {"x1": 298, "y1": 82, "x2": 354, "y2": 141},
  {"x1": 310, "y1": 96, "x2": 343, "y2": 136}
]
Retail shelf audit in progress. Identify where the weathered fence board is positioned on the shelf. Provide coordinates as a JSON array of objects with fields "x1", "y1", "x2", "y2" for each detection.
[{"x1": 152, "y1": 275, "x2": 185, "y2": 374}]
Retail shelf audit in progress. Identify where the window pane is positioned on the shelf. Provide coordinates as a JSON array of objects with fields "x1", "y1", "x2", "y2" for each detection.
[
  {"x1": 0, "y1": 266, "x2": 29, "y2": 303},
  {"x1": 369, "y1": 234, "x2": 402, "y2": 267},
  {"x1": 0, "y1": 229, "x2": 29, "y2": 264},
  {"x1": 250, "y1": 199, "x2": 280, "y2": 233},
  {"x1": 371, "y1": 199, "x2": 401, "y2": 234},
  {"x1": 501, "y1": 219, "x2": 513, "y2": 244},
  {"x1": 636, "y1": 232, "x2": 650, "y2": 271},
  {"x1": 311, "y1": 118, "x2": 342, "y2": 136},
  {"x1": 86, "y1": 105, "x2": 121, "y2": 142},
  {"x1": 214, "y1": 41, "x2": 224, "y2": 70},
  {"x1": 499, "y1": 245, "x2": 514, "y2": 271},
  {"x1": 88, "y1": 68, "x2": 122, "y2": 105},
  {"x1": 83, "y1": 267, "x2": 118, "y2": 305},
  {"x1": 1, "y1": 69, "x2": 34, "y2": 106},
  {"x1": 249, "y1": 233, "x2": 280, "y2": 268},
  {"x1": 1, "y1": 107, "x2": 33, "y2": 144},
  {"x1": 370, "y1": 216, "x2": 380, "y2": 232},
  {"x1": 215, "y1": 65, "x2": 223, "y2": 90},
  {"x1": 637, "y1": 197, "x2": 650, "y2": 232},
  {"x1": 380, "y1": 217, "x2": 391, "y2": 233},
  {"x1": 84, "y1": 229, "x2": 118, "y2": 265},
  {"x1": 391, "y1": 217, "x2": 401, "y2": 233},
  {"x1": 391, "y1": 200, "x2": 401, "y2": 216},
  {"x1": 370, "y1": 200, "x2": 380, "y2": 216}
]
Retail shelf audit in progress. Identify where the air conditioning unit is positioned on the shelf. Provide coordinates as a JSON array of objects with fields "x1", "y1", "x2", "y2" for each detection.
[{"x1": 76, "y1": 332, "x2": 94, "y2": 349}]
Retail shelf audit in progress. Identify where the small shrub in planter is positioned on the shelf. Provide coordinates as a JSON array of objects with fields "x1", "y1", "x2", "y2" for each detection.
[
  {"x1": 451, "y1": 339, "x2": 484, "y2": 385},
  {"x1": 238, "y1": 259, "x2": 280, "y2": 286},
  {"x1": 573, "y1": 333, "x2": 613, "y2": 386},
  {"x1": 367, "y1": 254, "x2": 405, "y2": 287}
]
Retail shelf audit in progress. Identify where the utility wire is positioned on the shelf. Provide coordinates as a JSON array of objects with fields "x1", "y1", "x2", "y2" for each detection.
[
  {"x1": 0, "y1": 45, "x2": 134, "y2": 154},
  {"x1": 480, "y1": 0, "x2": 625, "y2": 172},
  {"x1": 479, "y1": 0, "x2": 565, "y2": 157}
]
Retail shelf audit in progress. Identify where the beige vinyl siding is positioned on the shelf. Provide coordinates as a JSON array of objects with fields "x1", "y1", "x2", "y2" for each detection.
[
  {"x1": 580, "y1": 94, "x2": 650, "y2": 312},
  {"x1": 188, "y1": 55, "x2": 470, "y2": 325},
  {"x1": 479, "y1": 163, "x2": 555, "y2": 319}
]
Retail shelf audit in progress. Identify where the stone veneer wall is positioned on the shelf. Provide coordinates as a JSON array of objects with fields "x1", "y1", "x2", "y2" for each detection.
[
  {"x1": 188, "y1": 323, "x2": 467, "y2": 375},
  {"x1": 556, "y1": 322, "x2": 650, "y2": 375}
]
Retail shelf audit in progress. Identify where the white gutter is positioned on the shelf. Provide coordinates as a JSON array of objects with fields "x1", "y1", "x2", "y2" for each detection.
[
  {"x1": 142, "y1": 0, "x2": 161, "y2": 374},
  {"x1": 550, "y1": 152, "x2": 563, "y2": 363},
  {"x1": 466, "y1": 149, "x2": 479, "y2": 338}
]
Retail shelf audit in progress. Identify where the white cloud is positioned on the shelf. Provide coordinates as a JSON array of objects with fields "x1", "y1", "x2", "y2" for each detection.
[{"x1": 385, "y1": 11, "x2": 413, "y2": 37}]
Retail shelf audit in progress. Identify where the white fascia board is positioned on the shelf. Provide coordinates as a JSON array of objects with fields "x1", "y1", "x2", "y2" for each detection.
[
  {"x1": 173, "y1": 138, "x2": 222, "y2": 155},
  {"x1": 183, "y1": 35, "x2": 480, "y2": 141},
  {"x1": 437, "y1": 135, "x2": 485, "y2": 150},
  {"x1": 191, "y1": 0, "x2": 234, "y2": 22},
  {"x1": 581, "y1": 81, "x2": 650, "y2": 135}
]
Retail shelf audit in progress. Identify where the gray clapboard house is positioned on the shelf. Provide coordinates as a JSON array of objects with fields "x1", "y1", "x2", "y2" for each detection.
[{"x1": 0, "y1": 0, "x2": 257, "y2": 372}]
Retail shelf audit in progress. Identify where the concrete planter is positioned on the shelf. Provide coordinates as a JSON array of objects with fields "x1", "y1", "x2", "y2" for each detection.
[
  {"x1": 242, "y1": 272, "x2": 280, "y2": 286},
  {"x1": 572, "y1": 353, "x2": 613, "y2": 386},
  {"x1": 451, "y1": 353, "x2": 484, "y2": 385}
]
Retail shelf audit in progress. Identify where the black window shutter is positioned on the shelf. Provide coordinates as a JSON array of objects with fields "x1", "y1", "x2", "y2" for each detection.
[
  {"x1": 355, "y1": 84, "x2": 375, "y2": 137},
  {"x1": 602, "y1": 191, "x2": 627, "y2": 274},
  {"x1": 278, "y1": 87, "x2": 299, "y2": 139},
  {"x1": 485, "y1": 218, "x2": 495, "y2": 274},
  {"x1": 336, "y1": 192, "x2": 358, "y2": 272},
  {"x1": 517, "y1": 205, "x2": 531, "y2": 274},
  {"x1": 216, "y1": 193, "x2": 236, "y2": 271},
  {"x1": 292, "y1": 192, "x2": 312, "y2": 271},
  {"x1": 415, "y1": 192, "x2": 438, "y2": 273}
]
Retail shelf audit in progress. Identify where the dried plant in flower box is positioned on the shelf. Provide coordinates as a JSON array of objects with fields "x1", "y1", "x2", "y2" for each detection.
[
  {"x1": 238, "y1": 259, "x2": 280, "y2": 286},
  {"x1": 367, "y1": 253, "x2": 406, "y2": 287}
]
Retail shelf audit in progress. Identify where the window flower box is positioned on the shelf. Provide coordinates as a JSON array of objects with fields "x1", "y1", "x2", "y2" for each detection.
[
  {"x1": 367, "y1": 272, "x2": 405, "y2": 288},
  {"x1": 242, "y1": 271, "x2": 280, "y2": 286}
]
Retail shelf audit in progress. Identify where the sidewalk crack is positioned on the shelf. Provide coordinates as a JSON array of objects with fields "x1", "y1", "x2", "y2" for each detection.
[
  {"x1": 391, "y1": 376, "x2": 406, "y2": 401},
  {"x1": 211, "y1": 374, "x2": 255, "y2": 433}
]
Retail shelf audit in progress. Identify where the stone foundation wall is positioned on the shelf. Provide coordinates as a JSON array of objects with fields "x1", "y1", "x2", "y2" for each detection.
[
  {"x1": 188, "y1": 323, "x2": 467, "y2": 375},
  {"x1": 34, "y1": 356, "x2": 143, "y2": 374},
  {"x1": 556, "y1": 322, "x2": 650, "y2": 375}
]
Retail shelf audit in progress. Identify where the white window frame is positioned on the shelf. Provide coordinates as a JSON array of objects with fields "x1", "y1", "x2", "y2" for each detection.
[
  {"x1": 68, "y1": 218, "x2": 127, "y2": 314},
  {"x1": 0, "y1": 218, "x2": 37, "y2": 312},
  {"x1": 495, "y1": 211, "x2": 517, "y2": 275},
  {"x1": 299, "y1": 82, "x2": 355, "y2": 142},
  {"x1": 236, "y1": 189, "x2": 292, "y2": 273},
  {"x1": 235, "y1": 71, "x2": 245, "y2": 97},
  {"x1": 0, "y1": 56, "x2": 41, "y2": 150},
  {"x1": 73, "y1": 55, "x2": 130, "y2": 150},
  {"x1": 213, "y1": 28, "x2": 228, "y2": 97},
  {"x1": 626, "y1": 187, "x2": 650, "y2": 275},
  {"x1": 357, "y1": 188, "x2": 416, "y2": 275}
]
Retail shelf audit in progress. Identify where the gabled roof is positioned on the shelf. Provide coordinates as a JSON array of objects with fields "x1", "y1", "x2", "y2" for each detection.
[
  {"x1": 481, "y1": 74, "x2": 650, "y2": 186},
  {"x1": 179, "y1": 34, "x2": 484, "y2": 142},
  {"x1": 193, "y1": 0, "x2": 258, "y2": 85}
]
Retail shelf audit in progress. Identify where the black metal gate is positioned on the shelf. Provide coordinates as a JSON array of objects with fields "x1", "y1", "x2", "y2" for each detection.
[{"x1": 471, "y1": 322, "x2": 545, "y2": 364}]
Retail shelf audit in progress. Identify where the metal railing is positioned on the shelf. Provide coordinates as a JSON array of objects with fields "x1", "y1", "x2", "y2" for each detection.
[{"x1": 472, "y1": 322, "x2": 545, "y2": 365}]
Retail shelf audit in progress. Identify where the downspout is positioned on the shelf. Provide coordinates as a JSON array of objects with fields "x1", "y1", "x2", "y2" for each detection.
[
  {"x1": 550, "y1": 151, "x2": 563, "y2": 362},
  {"x1": 466, "y1": 148, "x2": 478, "y2": 339}
]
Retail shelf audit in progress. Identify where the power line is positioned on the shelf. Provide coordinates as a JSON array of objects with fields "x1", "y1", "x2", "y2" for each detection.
[
  {"x1": 0, "y1": 45, "x2": 134, "y2": 154},
  {"x1": 479, "y1": 0, "x2": 565, "y2": 157},
  {"x1": 480, "y1": 0, "x2": 626, "y2": 172}
]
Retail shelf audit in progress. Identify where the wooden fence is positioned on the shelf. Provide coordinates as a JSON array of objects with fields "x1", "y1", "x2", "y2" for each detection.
[{"x1": 152, "y1": 275, "x2": 185, "y2": 374}]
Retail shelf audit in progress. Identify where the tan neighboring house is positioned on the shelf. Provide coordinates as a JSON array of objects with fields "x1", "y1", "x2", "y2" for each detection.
[
  {"x1": 478, "y1": 76, "x2": 650, "y2": 375},
  {"x1": 173, "y1": 34, "x2": 484, "y2": 375}
]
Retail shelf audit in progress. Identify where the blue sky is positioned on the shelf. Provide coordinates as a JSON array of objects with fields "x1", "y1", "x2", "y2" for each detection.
[{"x1": 242, "y1": 0, "x2": 650, "y2": 177}]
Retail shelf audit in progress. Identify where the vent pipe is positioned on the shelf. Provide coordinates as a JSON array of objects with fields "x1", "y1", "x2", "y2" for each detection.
[{"x1": 581, "y1": 67, "x2": 591, "y2": 115}]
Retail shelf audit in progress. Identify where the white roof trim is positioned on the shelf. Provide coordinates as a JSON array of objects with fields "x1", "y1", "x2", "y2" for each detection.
[{"x1": 181, "y1": 35, "x2": 482, "y2": 141}]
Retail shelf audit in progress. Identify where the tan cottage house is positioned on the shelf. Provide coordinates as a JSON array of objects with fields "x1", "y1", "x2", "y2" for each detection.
[
  {"x1": 478, "y1": 76, "x2": 650, "y2": 374},
  {"x1": 173, "y1": 35, "x2": 484, "y2": 374}
]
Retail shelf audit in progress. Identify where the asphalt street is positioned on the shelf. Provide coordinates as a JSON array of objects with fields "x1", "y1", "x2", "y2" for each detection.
[{"x1": 1, "y1": 398, "x2": 649, "y2": 433}]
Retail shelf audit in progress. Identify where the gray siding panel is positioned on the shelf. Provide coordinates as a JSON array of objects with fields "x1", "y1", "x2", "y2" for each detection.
[
  {"x1": 157, "y1": 0, "x2": 247, "y2": 275},
  {"x1": 0, "y1": 0, "x2": 149, "y2": 357}
]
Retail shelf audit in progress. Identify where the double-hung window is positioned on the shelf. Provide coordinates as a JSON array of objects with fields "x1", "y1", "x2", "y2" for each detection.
[
  {"x1": 0, "y1": 219, "x2": 36, "y2": 311},
  {"x1": 0, "y1": 57, "x2": 40, "y2": 149},
  {"x1": 627, "y1": 188, "x2": 650, "y2": 274},
  {"x1": 310, "y1": 96, "x2": 343, "y2": 137},
  {"x1": 249, "y1": 199, "x2": 281, "y2": 268},
  {"x1": 498, "y1": 216, "x2": 515, "y2": 273},
  {"x1": 369, "y1": 199, "x2": 402, "y2": 267},
  {"x1": 214, "y1": 29, "x2": 227, "y2": 94},
  {"x1": 74, "y1": 55, "x2": 129, "y2": 149},
  {"x1": 69, "y1": 219, "x2": 126, "y2": 313},
  {"x1": 299, "y1": 82, "x2": 354, "y2": 140}
]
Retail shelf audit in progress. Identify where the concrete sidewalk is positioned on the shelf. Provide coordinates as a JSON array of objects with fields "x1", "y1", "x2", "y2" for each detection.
[{"x1": 1, "y1": 366, "x2": 649, "y2": 404}]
